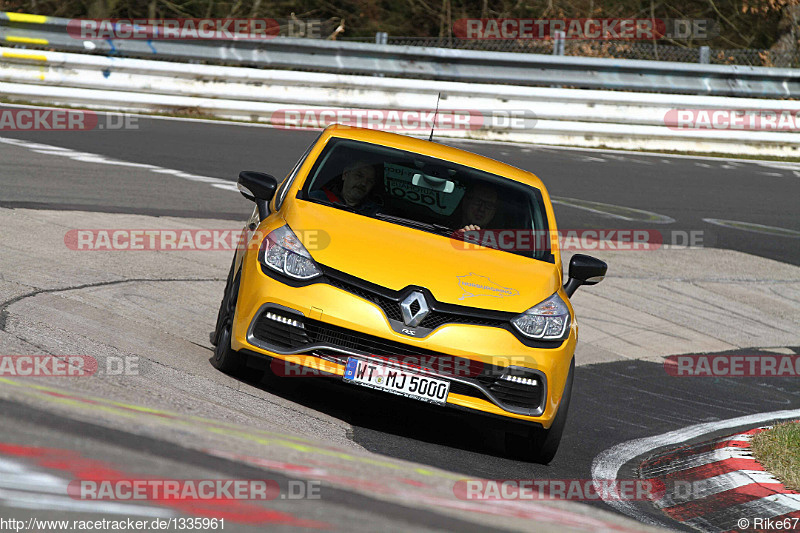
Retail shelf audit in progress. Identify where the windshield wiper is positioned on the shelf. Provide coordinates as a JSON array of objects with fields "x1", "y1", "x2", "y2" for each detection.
[
  {"x1": 373, "y1": 213, "x2": 456, "y2": 237},
  {"x1": 431, "y1": 223, "x2": 457, "y2": 235},
  {"x1": 309, "y1": 198, "x2": 357, "y2": 213}
]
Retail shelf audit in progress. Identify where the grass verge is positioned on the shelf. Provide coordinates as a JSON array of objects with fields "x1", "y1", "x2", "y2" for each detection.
[{"x1": 750, "y1": 420, "x2": 800, "y2": 491}]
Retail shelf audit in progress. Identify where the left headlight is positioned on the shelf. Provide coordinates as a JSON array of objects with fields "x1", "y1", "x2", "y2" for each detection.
[
  {"x1": 260, "y1": 225, "x2": 322, "y2": 280},
  {"x1": 511, "y1": 292, "x2": 570, "y2": 340}
]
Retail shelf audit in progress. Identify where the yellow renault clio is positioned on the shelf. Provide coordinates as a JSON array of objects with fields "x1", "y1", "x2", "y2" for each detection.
[{"x1": 211, "y1": 124, "x2": 606, "y2": 463}]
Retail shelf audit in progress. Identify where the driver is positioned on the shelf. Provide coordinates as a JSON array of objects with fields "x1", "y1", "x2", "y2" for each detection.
[{"x1": 310, "y1": 160, "x2": 380, "y2": 215}]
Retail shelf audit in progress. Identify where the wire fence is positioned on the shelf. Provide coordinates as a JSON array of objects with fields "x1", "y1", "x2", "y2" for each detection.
[{"x1": 340, "y1": 36, "x2": 800, "y2": 68}]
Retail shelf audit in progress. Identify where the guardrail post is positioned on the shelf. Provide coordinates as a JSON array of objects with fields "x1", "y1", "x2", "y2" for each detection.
[
  {"x1": 699, "y1": 46, "x2": 710, "y2": 64},
  {"x1": 374, "y1": 32, "x2": 388, "y2": 77},
  {"x1": 553, "y1": 30, "x2": 565, "y2": 56}
]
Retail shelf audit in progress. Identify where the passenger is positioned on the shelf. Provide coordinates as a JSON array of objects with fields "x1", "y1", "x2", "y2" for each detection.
[{"x1": 455, "y1": 182, "x2": 498, "y2": 233}]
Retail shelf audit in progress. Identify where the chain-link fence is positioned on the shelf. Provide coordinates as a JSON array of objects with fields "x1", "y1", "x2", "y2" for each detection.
[{"x1": 340, "y1": 36, "x2": 800, "y2": 68}]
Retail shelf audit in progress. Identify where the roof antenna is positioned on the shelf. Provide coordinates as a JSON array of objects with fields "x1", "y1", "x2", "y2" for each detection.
[{"x1": 429, "y1": 92, "x2": 441, "y2": 142}]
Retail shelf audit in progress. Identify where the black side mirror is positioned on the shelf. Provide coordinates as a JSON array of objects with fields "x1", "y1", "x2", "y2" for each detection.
[
  {"x1": 238, "y1": 171, "x2": 278, "y2": 220},
  {"x1": 563, "y1": 254, "x2": 607, "y2": 297}
]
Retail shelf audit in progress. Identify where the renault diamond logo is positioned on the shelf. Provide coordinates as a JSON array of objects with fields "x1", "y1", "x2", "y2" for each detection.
[{"x1": 400, "y1": 291, "x2": 429, "y2": 327}]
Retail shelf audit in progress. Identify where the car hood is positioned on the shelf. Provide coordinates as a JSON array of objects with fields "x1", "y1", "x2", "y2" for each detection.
[{"x1": 284, "y1": 200, "x2": 561, "y2": 313}]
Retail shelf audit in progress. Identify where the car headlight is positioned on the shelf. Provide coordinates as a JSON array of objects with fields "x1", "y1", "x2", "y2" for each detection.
[
  {"x1": 260, "y1": 225, "x2": 322, "y2": 280},
  {"x1": 511, "y1": 292, "x2": 570, "y2": 340}
]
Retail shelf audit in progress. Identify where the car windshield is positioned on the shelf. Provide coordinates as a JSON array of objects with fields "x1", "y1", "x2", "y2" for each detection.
[{"x1": 300, "y1": 138, "x2": 552, "y2": 262}]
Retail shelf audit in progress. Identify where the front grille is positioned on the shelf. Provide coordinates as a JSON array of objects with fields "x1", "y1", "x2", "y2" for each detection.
[
  {"x1": 253, "y1": 309, "x2": 445, "y2": 357},
  {"x1": 418, "y1": 311, "x2": 507, "y2": 330},
  {"x1": 251, "y1": 308, "x2": 545, "y2": 414},
  {"x1": 324, "y1": 274, "x2": 508, "y2": 331},
  {"x1": 326, "y1": 276, "x2": 402, "y2": 321}
]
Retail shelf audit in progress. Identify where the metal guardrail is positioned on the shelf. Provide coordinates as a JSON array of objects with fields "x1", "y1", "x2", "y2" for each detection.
[
  {"x1": 339, "y1": 36, "x2": 800, "y2": 68},
  {"x1": 1, "y1": 12, "x2": 799, "y2": 98},
  {"x1": 1, "y1": 46, "x2": 799, "y2": 159}
]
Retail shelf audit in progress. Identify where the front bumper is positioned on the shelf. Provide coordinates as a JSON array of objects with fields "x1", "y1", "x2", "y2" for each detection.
[{"x1": 231, "y1": 252, "x2": 576, "y2": 428}]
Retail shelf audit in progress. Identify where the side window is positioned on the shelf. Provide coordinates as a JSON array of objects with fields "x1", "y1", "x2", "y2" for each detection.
[{"x1": 274, "y1": 134, "x2": 321, "y2": 210}]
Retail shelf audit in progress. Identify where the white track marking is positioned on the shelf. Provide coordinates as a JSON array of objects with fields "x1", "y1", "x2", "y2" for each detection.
[
  {"x1": 0, "y1": 458, "x2": 173, "y2": 518},
  {"x1": 600, "y1": 153, "x2": 655, "y2": 165},
  {"x1": 703, "y1": 218, "x2": 800, "y2": 238},
  {"x1": 446, "y1": 132, "x2": 800, "y2": 166},
  {"x1": 0, "y1": 458, "x2": 66, "y2": 494},
  {"x1": 641, "y1": 446, "x2": 756, "y2": 476},
  {"x1": 551, "y1": 196, "x2": 676, "y2": 223},
  {"x1": 755, "y1": 162, "x2": 800, "y2": 172},
  {"x1": 0, "y1": 489, "x2": 174, "y2": 517},
  {"x1": 591, "y1": 408, "x2": 800, "y2": 527},
  {"x1": 645, "y1": 428, "x2": 800, "y2": 529},
  {"x1": 0, "y1": 136, "x2": 238, "y2": 192},
  {"x1": 654, "y1": 470, "x2": 782, "y2": 508}
]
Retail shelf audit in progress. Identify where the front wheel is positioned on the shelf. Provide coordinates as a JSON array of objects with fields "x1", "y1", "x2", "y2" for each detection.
[
  {"x1": 211, "y1": 257, "x2": 246, "y2": 375},
  {"x1": 504, "y1": 358, "x2": 574, "y2": 464}
]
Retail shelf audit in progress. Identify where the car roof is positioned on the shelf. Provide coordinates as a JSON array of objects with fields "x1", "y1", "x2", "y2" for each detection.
[{"x1": 322, "y1": 124, "x2": 546, "y2": 190}]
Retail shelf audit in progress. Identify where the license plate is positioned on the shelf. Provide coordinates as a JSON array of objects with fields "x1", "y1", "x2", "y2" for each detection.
[{"x1": 342, "y1": 358, "x2": 450, "y2": 405}]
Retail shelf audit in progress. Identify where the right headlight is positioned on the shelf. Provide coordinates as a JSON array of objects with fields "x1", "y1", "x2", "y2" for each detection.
[
  {"x1": 511, "y1": 292, "x2": 570, "y2": 340},
  {"x1": 259, "y1": 225, "x2": 322, "y2": 280}
]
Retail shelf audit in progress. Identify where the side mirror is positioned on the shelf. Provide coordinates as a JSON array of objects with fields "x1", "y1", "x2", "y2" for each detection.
[
  {"x1": 238, "y1": 171, "x2": 278, "y2": 220},
  {"x1": 563, "y1": 254, "x2": 607, "y2": 297},
  {"x1": 238, "y1": 171, "x2": 278, "y2": 202}
]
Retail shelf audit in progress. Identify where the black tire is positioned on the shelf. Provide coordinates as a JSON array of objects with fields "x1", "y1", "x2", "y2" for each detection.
[
  {"x1": 211, "y1": 256, "x2": 246, "y2": 375},
  {"x1": 211, "y1": 255, "x2": 236, "y2": 347},
  {"x1": 504, "y1": 358, "x2": 574, "y2": 464}
]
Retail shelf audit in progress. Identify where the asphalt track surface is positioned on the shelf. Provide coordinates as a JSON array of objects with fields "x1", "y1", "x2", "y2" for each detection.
[
  {"x1": 0, "y1": 110, "x2": 798, "y2": 265},
  {"x1": 1, "y1": 107, "x2": 799, "y2": 532}
]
